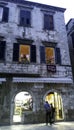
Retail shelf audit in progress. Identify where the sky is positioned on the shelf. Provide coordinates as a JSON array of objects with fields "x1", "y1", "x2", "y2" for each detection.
[{"x1": 27, "y1": 0, "x2": 74, "y2": 24}]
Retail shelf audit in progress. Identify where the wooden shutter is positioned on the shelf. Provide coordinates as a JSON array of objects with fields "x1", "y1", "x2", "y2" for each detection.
[
  {"x1": 44, "y1": 14, "x2": 54, "y2": 30},
  {"x1": 20, "y1": 10, "x2": 31, "y2": 26},
  {"x1": 0, "y1": 41, "x2": 6, "y2": 60},
  {"x1": 55, "y1": 48, "x2": 61, "y2": 64},
  {"x1": 49, "y1": 15, "x2": 54, "y2": 30},
  {"x1": 20, "y1": 10, "x2": 25, "y2": 26},
  {"x1": 25, "y1": 11, "x2": 31, "y2": 26},
  {"x1": 13, "y1": 43, "x2": 19, "y2": 62},
  {"x1": 2, "y1": 7, "x2": 9, "y2": 22},
  {"x1": 40, "y1": 46, "x2": 45, "y2": 63},
  {"x1": 30, "y1": 45, "x2": 36, "y2": 62},
  {"x1": 44, "y1": 14, "x2": 50, "y2": 30}
]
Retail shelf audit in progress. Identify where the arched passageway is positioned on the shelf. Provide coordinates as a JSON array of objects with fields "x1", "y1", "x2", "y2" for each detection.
[
  {"x1": 45, "y1": 92, "x2": 64, "y2": 121},
  {"x1": 13, "y1": 91, "x2": 33, "y2": 123}
]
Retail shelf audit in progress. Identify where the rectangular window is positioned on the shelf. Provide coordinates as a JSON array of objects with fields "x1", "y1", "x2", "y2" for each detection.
[
  {"x1": 0, "y1": 6, "x2": 9, "y2": 22},
  {"x1": 45, "y1": 47, "x2": 55, "y2": 64},
  {"x1": 13, "y1": 43, "x2": 36, "y2": 63},
  {"x1": 44, "y1": 14, "x2": 54, "y2": 30},
  {"x1": 40, "y1": 46, "x2": 61, "y2": 65},
  {"x1": 19, "y1": 45, "x2": 30, "y2": 63},
  {"x1": 0, "y1": 7, "x2": 3, "y2": 21},
  {"x1": 20, "y1": 10, "x2": 31, "y2": 27}
]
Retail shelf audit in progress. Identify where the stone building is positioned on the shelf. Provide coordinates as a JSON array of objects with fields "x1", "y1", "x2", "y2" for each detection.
[
  {"x1": 66, "y1": 19, "x2": 74, "y2": 80},
  {"x1": 0, "y1": 0, "x2": 73, "y2": 125}
]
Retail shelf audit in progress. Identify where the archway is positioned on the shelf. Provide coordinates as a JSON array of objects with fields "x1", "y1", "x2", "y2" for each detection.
[
  {"x1": 45, "y1": 92, "x2": 64, "y2": 121},
  {"x1": 13, "y1": 91, "x2": 33, "y2": 123}
]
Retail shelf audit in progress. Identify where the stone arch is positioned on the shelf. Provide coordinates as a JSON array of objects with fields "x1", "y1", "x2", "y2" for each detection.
[
  {"x1": 10, "y1": 85, "x2": 35, "y2": 124},
  {"x1": 43, "y1": 89, "x2": 64, "y2": 121}
]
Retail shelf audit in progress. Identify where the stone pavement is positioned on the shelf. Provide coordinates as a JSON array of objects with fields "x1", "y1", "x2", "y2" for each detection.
[{"x1": 0, "y1": 122, "x2": 74, "y2": 130}]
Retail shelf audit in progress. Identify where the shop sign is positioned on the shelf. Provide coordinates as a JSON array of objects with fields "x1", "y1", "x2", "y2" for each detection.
[{"x1": 47, "y1": 64, "x2": 56, "y2": 72}]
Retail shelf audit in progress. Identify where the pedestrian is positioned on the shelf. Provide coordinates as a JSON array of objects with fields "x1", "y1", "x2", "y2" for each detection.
[
  {"x1": 44, "y1": 101, "x2": 51, "y2": 125},
  {"x1": 50, "y1": 103, "x2": 55, "y2": 124}
]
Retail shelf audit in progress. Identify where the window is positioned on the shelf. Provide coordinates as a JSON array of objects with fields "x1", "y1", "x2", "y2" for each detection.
[
  {"x1": 19, "y1": 45, "x2": 30, "y2": 63},
  {"x1": 44, "y1": 14, "x2": 54, "y2": 30},
  {"x1": 0, "y1": 6, "x2": 9, "y2": 22},
  {"x1": 45, "y1": 47, "x2": 55, "y2": 64},
  {"x1": 20, "y1": 10, "x2": 31, "y2": 27},
  {"x1": 0, "y1": 41, "x2": 6, "y2": 61},
  {"x1": 13, "y1": 43, "x2": 36, "y2": 63},
  {"x1": 40, "y1": 46, "x2": 61, "y2": 65}
]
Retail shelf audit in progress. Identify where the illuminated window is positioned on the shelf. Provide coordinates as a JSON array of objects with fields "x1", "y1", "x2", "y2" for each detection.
[
  {"x1": 45, "y1": 47, "x2": 55, "y2": 64},
  {"x1": 19, "y1": 45, "x2": 30, "y2": 63},
  {"x1": 40, "y1": 46, "x2": 61, "y2": 64},
  {"x1": 13, "y1": 43, "x2": 36, "y2": 63}
]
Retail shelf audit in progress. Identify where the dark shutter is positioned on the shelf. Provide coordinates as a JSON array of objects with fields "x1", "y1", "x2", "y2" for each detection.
[
  {"x1": 20, "y1": 10, "x2": 25, "y2": 26},
  {"x1": 55, "y1": 48, "x2": 61, "y2": 64},
  {"x1": 25, "y1": 11, "x2": 31, "y2": 26},
  {"x1": 30, "y1": 45, "x2": 36, "y2": 62},
  {"x1": 44, "y1": 14, "x2": 50, "y2": 30},
  {"x1": 0, "y1": 41, "x2": 6, "y2": 60},
  {"x1": 2, "y1": 7, "x2": 9, "y2": 22},
  {"x1": 44, "y1": 14, "x2": 54, "y2": 30},
  {"x1": 40, "y1": 46, "x2": 45, "y2": 63},
  {"x1": 49, "y1": 15, "x2": 54, "y2": 30},
  {"x1": 13, "y1": 43, "x2": 19, "y2": 62}
]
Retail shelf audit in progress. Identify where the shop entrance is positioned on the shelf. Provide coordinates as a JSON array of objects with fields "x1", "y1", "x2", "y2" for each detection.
[
  {"x1": 45, "y1": 92, "x2": 64, "y2": 121},
  {"x1": 13, "y1": 91, "x2": 33, "y2": 123}
]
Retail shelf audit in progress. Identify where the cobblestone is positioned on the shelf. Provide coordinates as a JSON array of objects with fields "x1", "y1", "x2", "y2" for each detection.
[{"x1": 0, "y1": 122, "x2": 74, "y2": 130}]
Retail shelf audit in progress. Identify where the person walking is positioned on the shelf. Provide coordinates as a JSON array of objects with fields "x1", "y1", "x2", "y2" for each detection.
[
  {"x1": 44, "y1": 101, "x2": 51, "y2": 125},
  {"x1": 50, "y1": 103, "x2": 55, "y2": 124}
]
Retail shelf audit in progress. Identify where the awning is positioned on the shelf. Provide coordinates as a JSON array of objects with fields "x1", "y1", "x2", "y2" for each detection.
[{"x1": 13, "y1": 77, "x2": 73, "y2": 84}]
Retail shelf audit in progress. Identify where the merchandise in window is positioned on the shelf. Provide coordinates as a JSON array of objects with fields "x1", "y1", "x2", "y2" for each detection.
[
  {"x1": 45, "y1": 47, "x2": 55, "y2": 64},
  {"x1": 40, "y1": 46, "x2": 61, "y2": 65},
  {"x1": 13, "y1": 43, "x2": 36, "y2": 63}
]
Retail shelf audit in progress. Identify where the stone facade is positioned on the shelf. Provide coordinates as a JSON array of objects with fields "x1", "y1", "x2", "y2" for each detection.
[
  {"x1": 0, "y1": 0, "x2": 73, "y2": 125},
  {"x1": 66, "y1": 19, "x2": 74, "y2": 80}
]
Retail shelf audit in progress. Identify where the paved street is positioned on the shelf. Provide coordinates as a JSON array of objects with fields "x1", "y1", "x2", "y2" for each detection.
[{"x1": 0, "y1": 122, "x2": 74, "y2": 130}]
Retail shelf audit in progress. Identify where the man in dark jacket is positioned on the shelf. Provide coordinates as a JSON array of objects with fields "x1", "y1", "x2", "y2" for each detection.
[{"x1": 44, "y1": 101, "x2": 51, "y2": 125}]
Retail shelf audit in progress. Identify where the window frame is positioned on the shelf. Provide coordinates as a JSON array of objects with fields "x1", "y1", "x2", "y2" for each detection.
[
  {"x1": 13, "y1": 42, "x2": 36, "y2": 63},
  {"x1": 0, "y1": 6, "x2": 9, "y2": 23},
  {"x1": 19, "y1": 44, "x2": 30, "y2": 63},
  {"x1": 45, "y1": 46, "x2": 55, "y2": 64},
  {"x1": 19, "y1": 8, "x2": 31, "y2": 27},
  {"x1": 43, "y1": 12, "x2": 54, "y2": 30}
]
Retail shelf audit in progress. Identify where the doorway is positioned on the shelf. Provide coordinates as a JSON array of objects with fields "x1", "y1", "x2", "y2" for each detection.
[
  {"x1": 45, "y1": 92, "x2": 64, "y2": 121},
  {"x1": 13, "y1": 91, "x2": 33, "y2": 123}
]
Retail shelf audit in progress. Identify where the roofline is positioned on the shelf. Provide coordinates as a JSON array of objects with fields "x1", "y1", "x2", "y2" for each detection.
[
  {"x1": 66, "y1": 18, "x2": 74, "y2": 26},
  {"x1": 0, "y1": 0, "x2": 66, "y2": 12}
]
